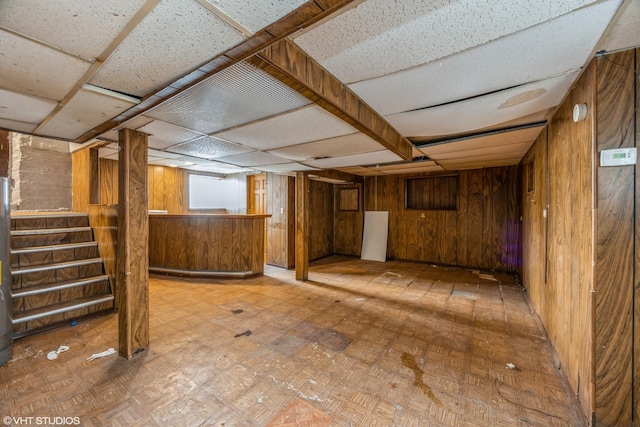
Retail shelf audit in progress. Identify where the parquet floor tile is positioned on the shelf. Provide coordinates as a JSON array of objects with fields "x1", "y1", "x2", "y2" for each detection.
[{"x1": 1, "y1": 256, "x2": 585, "y2": 426}]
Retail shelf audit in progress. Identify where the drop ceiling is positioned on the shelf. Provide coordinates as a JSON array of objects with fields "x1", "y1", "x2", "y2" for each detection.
[{"x1": 1, "y1": 0, "x2": 638, "y2": 177}]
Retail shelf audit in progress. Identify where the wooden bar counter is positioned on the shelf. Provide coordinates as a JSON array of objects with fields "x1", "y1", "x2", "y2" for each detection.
[{"x1": 149, "y1": 214, "x2": 270, "y2": 278}]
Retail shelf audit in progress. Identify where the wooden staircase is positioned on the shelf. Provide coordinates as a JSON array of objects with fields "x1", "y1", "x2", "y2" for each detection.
[{"x1": 10, "y1": 213, "x2": 114, "y2": 338}]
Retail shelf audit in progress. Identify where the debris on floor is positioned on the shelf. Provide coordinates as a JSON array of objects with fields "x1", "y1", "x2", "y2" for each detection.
[
  {"x1": 231, "y1": 309, "x2": 244, "y2": 314},
  {"x1": 234, "y1": 330, "x2": 252, "y2": 338},
  {"x1": 506, "y1": 363, "x2": 516, "y2": 370},
  {"x1": 46, "y1": 345, "x2": 69, "y2": 360},
  {"x1": 87, "y1": 347, "x2": 116, "y2": 361}
]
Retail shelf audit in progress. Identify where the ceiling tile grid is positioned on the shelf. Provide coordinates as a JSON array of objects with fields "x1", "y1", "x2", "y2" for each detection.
[
  {"x1": 0, "y1": 0, "x2": 148, "y2": 59},
  {"x1": 167, "y1": 135, "x2": 254, "y2": 159},
  {"x1": 203, "y1": 0, "x2": 308, "y2": 34},
  {"x1": 0, "y1": 89, "x2": 58, "y2": 125},
  {"x1": 303, "y1": 149, "x2": 402, "y2": 169},
  {"x1": 137, "y1": 119, "x2": 206, "y2": 149},
  {"x1": 349, "y1": 0, "x2": 623, "y2": 116},
  {"x1": 387, "y1": 72, "x2": 578, "y2": 137},
  {"x1": 268, "y1": 132, "x2": 384, "y2": 162},
  {"x1": 37, "y1": 88, "x2": 138, "y2": 140},
  {"x1": 90, "y1": 0, "x2": 246, "y2": 97},
  {"x1": 0, "y1": 31, "x2": 92, "y2": 102},
  {"x1": 255, "y1": 163, "x2": 319, "y2": 173},
  {"x1": 214, "y1": 105, "x2": 357, "y2": 151},
  {"x1": 146, "y1": 60, "x2": 311, "y2": 134},
  {"x1": 293, "y1": 0, "x2": 599, "y2": 84},
  {"x1": 215, "y1": 151, "x2": 290, "y2": 167}
]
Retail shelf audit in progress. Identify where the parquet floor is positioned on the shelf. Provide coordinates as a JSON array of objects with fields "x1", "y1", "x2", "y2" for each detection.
[{"x1": 0, "y1": 256, "x2": 586, "y2": 426}]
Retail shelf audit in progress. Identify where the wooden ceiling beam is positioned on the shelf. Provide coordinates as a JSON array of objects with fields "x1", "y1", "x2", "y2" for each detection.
[
  {"x1": 310, "y1": 169, "x2": 364, "y2": 184},
  {"x1": 76, "y1": 0, "x2": 359, "y2": 143},
  {"x1": 251, "y1": 39, "x2": 413, "y2": 161}
]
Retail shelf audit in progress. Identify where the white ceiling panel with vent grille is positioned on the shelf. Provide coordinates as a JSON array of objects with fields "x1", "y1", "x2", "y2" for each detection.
[
  {"x1": 167, "y1": 135, "x2": 254, "y2": 159},
  {"x1": 146, "y1": 60, "x2": 312, "y2": 135}
]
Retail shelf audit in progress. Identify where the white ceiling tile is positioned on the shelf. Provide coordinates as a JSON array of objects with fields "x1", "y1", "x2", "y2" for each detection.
[
  {"x1": 429, "y1": 143, "x2": 533, "y2": 161},
  {"x1": 599, "y1": 0, "x2": 640, "y2": 53},
  {"x1": 268, "y1": 132, "x2": 383, "y2": 161},
  {"x1": 0, "y1": 0, "x2": 148, "y2": 59},
  {"x1": 0, "y1": 88, "x2": 57, "y2": 124},
  {"x1": 0, "y1": 119, "x2": 37, "y2": 134},
  {"x1": 98, "y1": 147, "x2": 118, "y2": 158},
  {"x1": 387, "y1": 72, "x2": 577, "y2": 137},
  {"x1": 146, "y1": 60, "x2": 311, "y2": 134},
  {"x1": 375, "y1": 160, "x2": 440, "y2": 171},
  {"x1": 215, "y1": 106, "x2": 356, "y2": 150},
  {"x1": 304, "y1": 150, "x2": 402, "y2": 169},
  {"x1": 376, "y1": 165, "x2": 445, "y2": 175},
  {"x1": 37, "y1": 88, "x2": 137, "y2": 140},
  {"x1": 255, "y1": 163, "x2": 319, "y2": 173},
  {"x1": 294, "y1": 0, "x2": 598, "y2": 83},
  {"x1": 102, "y1": 151, "x2": 120, "y2": 161},
  {"x1": 217, "y1": 151, "x2": 289, "y2": 167},
  {"x1": 350, "y1": 0, "x2": 622, "y2": 115},
  {"x1": 0, "y1": 31, "x2": 92, "y2": 101},
  {"x1": 90, "y1": 0, "x2": 246, "y2": 97},
  {"x1": 204, "y1": 0, "x2": 307, "y2": 33},
  {"x1": 439, "y1": 158, "x2": 523, "y2": 170},
  {"x1": 117, "y1": 115, "x2": 155, "y2": 131},
  {"x1": 309, "y1": 175, "x2": 352, "y2": 184},
  {"x1": 167, "y1": 136, "x2": 254, "y2": 159},
  {"x1": 147, "y1": 148, "x2": 182, "y2": 159},
  {"x1": 418, "y1": 125, "x2": 544, "y2": 157},
  {"x1": 137, "y1": 120, "x2": 205, "y2": 149},
  {"x1": 184, "y1": 162, "x2": 254, "y2": 174}
]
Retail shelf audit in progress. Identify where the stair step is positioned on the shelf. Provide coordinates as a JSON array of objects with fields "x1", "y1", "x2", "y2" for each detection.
[
  {"x1": 12, "y1": 212, "x2": 87, "y2": 219},
  {"x1": 11, "y1": 226, "x2": 92, "y2": 236},
  {"x1": 12, "y1": 295, "x2": 114, "y2": 324},
  {"x1": 12, "y1": 275, "x2": 110, "y2": 298},
  {"x1": 12, "y1": 258, "x2": 104, "y2": 275},
  {"x1": 11, "y1": 241, "x2": 98, "y2": 255}
]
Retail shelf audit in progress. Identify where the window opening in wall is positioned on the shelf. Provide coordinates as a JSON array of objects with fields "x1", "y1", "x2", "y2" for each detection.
[
  {"x1": 339, "y1": 188, "x2": 359, "y2": 211},
  {"x1": 405, "y1": 175, "x2": 458, "y2": 210},
  {"x1": 188, "y1": 173, "x2": 234, "y2": 210}
]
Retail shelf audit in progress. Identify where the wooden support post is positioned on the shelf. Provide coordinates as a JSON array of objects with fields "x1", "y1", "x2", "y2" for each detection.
[
  {"x1": 117, "y1": 129, "x2": 149, "y2": 359},
  {"x1": 295, "y1": 172, "x2": 309, "y2": 281}
]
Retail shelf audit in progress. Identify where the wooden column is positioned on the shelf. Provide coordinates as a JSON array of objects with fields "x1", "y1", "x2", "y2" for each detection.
[
  {"x1": 295, "y1": 172, "x2": 309, "y2": 281},
  {"x1": 117, "y1": 129, "x2": 149, "y2": 359},
  {"x1": 0, "y1": 130, "x2": 9, "y2": 178}
]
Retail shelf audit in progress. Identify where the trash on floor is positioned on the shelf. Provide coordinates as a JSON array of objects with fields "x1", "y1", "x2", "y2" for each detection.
[
  {"x1": 87, "y1": 347, "x2": 116, "y2": 361},
  {"x1": 231, "y1": 309, "x2": 244, "y2": 314},
  {"x1": 234, "y1": 330, "x2": 252, "y2": 338},
  {"x1": 47, "y1": 345, "x2": 69, "y2": 360},
  {"x1": 506, "y1": 363, "x2": 516, "y2": 370}
]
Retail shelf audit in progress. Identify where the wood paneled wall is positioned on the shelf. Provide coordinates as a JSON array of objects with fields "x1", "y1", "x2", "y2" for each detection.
[
  {"x1": 88, "y1": 204, "x2": 118, "y2": 305},
  {"x1": 98, "y1": 159, "x2": 188, "y2": 214},
  {"x1": 309, "y1": 179, "x2": 334, "y2": 260},
  {"x1": 594, "y1": 49, "x2": 636, "y2": 426},
  {"x1": 522, "y1": 49, "x2": 640, "y2": 424},
  {"x1": 266, "y1": 173, "x2": 295, "y2": 268},
  {"x1": 149, "y1": 215, "x2": 266, "y2": 275},
  {"x1": 71, "y1": 149, "x2": 90, "y2": 213},
  {"x1": 363, "y1": 168, "x2": 519, "y2": 271},
  {"x1": 522, "y1": 60, "x2": 596, "y2": 419},
  {"x1": 334, "y1": 183, "x2": 363, "y2": 256}
]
